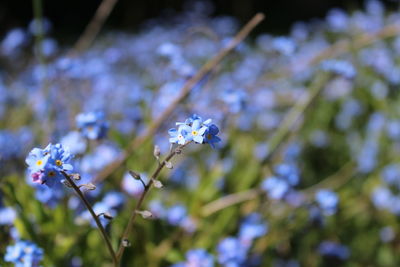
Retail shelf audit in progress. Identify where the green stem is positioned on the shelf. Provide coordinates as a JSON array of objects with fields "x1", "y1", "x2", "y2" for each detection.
[
  {"x1": 263, "y1": 73, "x2": 329, "y2": 162},
  {"x1": 116, "y1": 143, "x2": 188, "y2": 262},
  {"x1": 61, "y1": 172, "x2": 118, "y2": 266}
]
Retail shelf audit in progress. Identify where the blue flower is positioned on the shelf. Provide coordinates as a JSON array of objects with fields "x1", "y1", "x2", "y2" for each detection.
[
  {"x1": 121, "y1": 171, "x2": 148, "y2": 198},
  {"x1": 169, "y1": 115, "x2": 220, "y2": 147},
  {"x1": 169, "y1": 124, "x2": 193, "y2": 145},
  {"x1": 318, "y1": 241, "x2": 350, "y2": 260},
  {"x1": 315, "y1": 189, "x2": 339, "y2": 216},
  {"x1": 4, "y1": 240, "x2": 44, "y2": 267},
  {"x1": 204, "y1": 124, "x2": 221, "y2": 148},
  {"x1": 40, "y1": 165, "x2": 65, "y2": 187},
  {"x1": 190, "y1": 119, "x2": 208, "y2": 143},
  {"x1": 326, "y1": 8, "x2": 349, "y2": 32},
  {"x1": 25, "y1": 147, "x2": 50, "y2": 173},
  {"x1": 380, "y1": 226, "x2": 395, "y2": 243},
  {"x1": 172, "y1": 249, "x2": 214, "y2": 267},
  {"x1": 76, "y1": 111, "x2": 109, "y2": 140},
  {"x1": 238, "y1": 213, "x2": 268, "y2": 244},
  {"x1": 47, "y1": 143, "x2": 73, "y2": 171},
  {"x1": 78, "y1": 192, "x2": 125, "y2": 227},
  {"x1": 61, "y1": 131, "x2": 87, "y2": 155},
  {"x1": 217, "y1": 237, "x2": 248, "y2": 267},
  {"x1": 220, "y1": 89, "x2": 247, "y2": 113},
  {"x1": 0, "y1": 206, "x2": 16, "y2": 225},
  {"x1": 321, "y1": 59, "x2": 357, "y2": 79},
  {"x1": 272, "y1": 37, "x2": 296, "y2": 56},
  {"x1": 26, "y1": 143, "x2": 73, "y2": 187},
  {"x1": 1, "y1": 28, "x2": 27, "y2": 55},
  {"x1": 261, "y1": 176, "x2": 290, "y2": 200},
  {"x1": 166, "y1": 204, "x2": 187, "y2": 226},
  {"x1": 274, "y1": 163, "x2": 300, "y2": 186}
]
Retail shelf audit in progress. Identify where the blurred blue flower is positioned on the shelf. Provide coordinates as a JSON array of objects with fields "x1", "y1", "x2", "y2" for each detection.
[
  {"x1": 28, "y1": 18, "x2": 52, "y2": 36},
  {"x1": 61, "y1": 131, "x2": 87, "y2": 155},
  {"x1": 166, "y1": 204, "x2": 187, "y2": 226},
  {"x1": 220, "y1": 89, "x2": 247, "y2": 113},
  {"x1": 335, "y1": 98, "x2": 363, "y2": 130},
  {"x1": 274, "y1": 163, "x2": 300, "y2": 186},
  {"x1": 80, "y1": 143, "x2": 120, "y2": 174},
  {"x1": 372, "y1": 186, "x2": 393, "y2": 211},
  {"x1": 37, "y1": 38, "x2": 58, "y2": 57},
  {"x1": 0, "y1": 206, "x2": 16, "y2": 225},
  {"x1": 76, "y1": 111, "x2": 109, "y2": 140},
  {"x1": 217, "y1": 237, "x2": 248, "y2": 267},
  {"x1": 326, "y1": 8, "x2": 349, "y2": 32},
  {"x1": 272, "y1": 37, "x2": 296, "y2": 56},
  {"x1": 318, "y1": 241, "x2": 350, "y2": 260},
  {"x1": 261, "y1": 176, "x2": 290, "y2": 200},
  {"x1": 148, "y1": 200, "x2": 166, "y2": 218},
  {"x1": 315, "y1": 189, "x2": 339, "y2": 216},
  {"x1": 273, "y1": 259, "x2": 300, "y2": 267},
  {"x1": 321, "y1": 59, "x2": 356, "y2": 79},
  {"x1": 121, "y1": 171, "x2": 148, "y2": 198},
  {"x1": 381, "y1": 164, "x2": 400, "y2": 188},
  {"x1": 380, "y1": 226, "x2": 395, "y2": 243},
  {"x1": 1, "y1": 28, "x2": 28, "y2": 55},
  {"x1": 5, "y1": 240, "x2": 44, "y2": 267},
  {"x1": 78, "y1": 192, "x2": 124, "y2": 227},
  {"x1": 238, "y1": 213, "x2": 268, "y2": 244},
  {"x1": 386, "y1": 120, "x2": 400, "y2": 140},
  {"x1": 172, "y1": 249, "x2": 214, "y2": 267}
]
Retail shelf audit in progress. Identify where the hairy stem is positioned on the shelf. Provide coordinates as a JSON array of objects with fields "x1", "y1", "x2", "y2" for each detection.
[
  {"x1": 61, "y1": 171, "x2": 118, "y2": 266},
  {"x1": 116, "y1": 143, "x2": 188, "y2": 261}
]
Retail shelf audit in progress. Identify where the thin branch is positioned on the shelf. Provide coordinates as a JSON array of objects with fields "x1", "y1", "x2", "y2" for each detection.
[
  {"x1": 201, "y1": 189, "x2": 261, "y2": 217},
  {"x1": 92, "y1": 13, "x2": 265, "y2": 184},
  {"x1": 116, "y1": 143, "x2": 188, "y2": 261},
  {"x1": 261, "y1": 72, "x2": 329, "y2": 164},
  {"x1": 201, "y1": 162, "x2": 355, "y2": 217},
  {"x1": 61, "y1": 171, "x2": 118, "y2": 266},
  {"x1": 71, "y1": 0, "x2": 118, "y2": 54}
]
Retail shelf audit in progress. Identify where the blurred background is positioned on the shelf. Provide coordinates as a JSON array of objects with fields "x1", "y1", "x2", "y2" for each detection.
[{"x1": 3, "y1": 0, "x2": 400, "y2": 266}]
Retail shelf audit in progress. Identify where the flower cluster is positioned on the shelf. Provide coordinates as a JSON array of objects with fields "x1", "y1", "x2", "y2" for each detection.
[
  {"x1": 169, "y1": 115, "x2": 221, "y2": 148},
  {"x1": 5, "y1": 240, "x2": 44, "y2": 267},
  {"x1": 25, "y1": 143, "x2": 73, "y2": 187}
]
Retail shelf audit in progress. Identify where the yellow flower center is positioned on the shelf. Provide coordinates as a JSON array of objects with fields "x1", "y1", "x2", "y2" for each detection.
[
  {"x1": 192, "y1": 130, "x2": 198, "y2": 136},
  {"x1": 36, "y1": 160, "x2": 43, "y2": 166},
  {"x1": 207, "y1": 134, "x2": 212, "y2": 140},
  {"x1": 48, "y1": 171, "x2": 56, "y2": 177},
  {"x1": 178, "y1": 135, "x2": 183, "y2": 140},
  {"x1": 56, "y1": 160, "x2": 62, "y2": 166}
]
